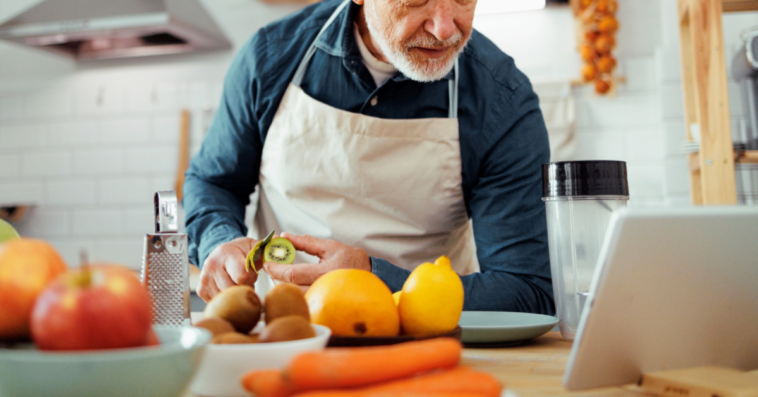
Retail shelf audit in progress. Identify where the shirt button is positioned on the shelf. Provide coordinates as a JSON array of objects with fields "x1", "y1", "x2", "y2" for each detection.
[{"x1": 370, "y1": 96, "x2": 378, "y2": 106}]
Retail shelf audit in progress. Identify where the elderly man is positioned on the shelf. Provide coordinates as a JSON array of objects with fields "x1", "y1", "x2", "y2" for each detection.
[{"x1": 184, "y1": 0, "x2": 554, "y2": 314}]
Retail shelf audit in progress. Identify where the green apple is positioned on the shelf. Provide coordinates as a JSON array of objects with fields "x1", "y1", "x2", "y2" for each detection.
[{"x1": 0, "y1": 219, "x2": 20, "y2": 243}]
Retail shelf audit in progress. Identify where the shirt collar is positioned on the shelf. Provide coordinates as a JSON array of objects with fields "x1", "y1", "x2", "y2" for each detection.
[{"x1": 314, "y1": 1, "x2": 455, "y2": 82}]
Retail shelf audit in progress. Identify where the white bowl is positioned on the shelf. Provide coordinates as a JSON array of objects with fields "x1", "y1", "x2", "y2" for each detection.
[{"x1": 190, "y1": 323, "x2": 331, "y2": 397}]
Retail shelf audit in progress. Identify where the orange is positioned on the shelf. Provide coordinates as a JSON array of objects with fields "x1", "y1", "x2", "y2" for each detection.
[
  {"x1": 305, "y1": 269, "x2": 399, "y2": 337},
  {"x1": 0, "y1": 239, "x2": 67, "y2": 340}
]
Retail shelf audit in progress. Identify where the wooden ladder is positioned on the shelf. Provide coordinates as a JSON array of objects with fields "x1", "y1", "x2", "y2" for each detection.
[{"x1": 677, "y1": 0, "x2": 758, "y2": 205}]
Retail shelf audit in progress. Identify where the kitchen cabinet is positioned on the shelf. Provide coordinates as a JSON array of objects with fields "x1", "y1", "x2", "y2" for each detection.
[{"x1": 677, "y1": 0, "x2": 758, "y2": 205}]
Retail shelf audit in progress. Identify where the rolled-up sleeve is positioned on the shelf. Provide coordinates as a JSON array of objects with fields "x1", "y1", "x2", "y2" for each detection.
[
  {"x1": 460, "y1": 80, "x2": 554, "y2": 314},
  {"x1": 183, "y1": 33, "x2": 267, "y2": 268}
]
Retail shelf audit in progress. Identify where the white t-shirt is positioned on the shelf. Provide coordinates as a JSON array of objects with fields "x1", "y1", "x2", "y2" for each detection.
[{"x1": 353, "y1": 23, "x2": 397, "y2": 88}]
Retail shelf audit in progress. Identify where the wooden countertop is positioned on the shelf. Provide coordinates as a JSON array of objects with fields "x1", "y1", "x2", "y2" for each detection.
[
  {"x1": 461, "y1": 332, "x2": 648, "y2": 397},
  {"x1": 185, "y1": 326, "x2": 649, "y2": 397}
]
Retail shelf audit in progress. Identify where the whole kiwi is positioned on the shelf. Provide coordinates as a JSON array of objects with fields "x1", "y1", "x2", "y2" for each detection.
[
  {"x1": 264, "y1": 283, "x2": 310, "y2": 324},
  {"x1": 212, "y1": 332, "x2": 258, "y2": 344},
  {"x1": 194, "y1": 318, "x2": 236, "y2": 337},
  {"x1": 259, "y1": 315, "x2": 316, "y2": 343},
  {"x1": 203, "y1": 285, "x2": 262, "y2": 334}
]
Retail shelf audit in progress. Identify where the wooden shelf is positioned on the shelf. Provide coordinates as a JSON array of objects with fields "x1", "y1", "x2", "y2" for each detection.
[
  {"x1": 675, "y1": 0, "x2": 758, "y2": 205},
  {"x1": 687, "y1": 0, "x2": 758, "y2": 17},
  {"x1": 722, "y1": 0, "x2": 758, "y2": 12},
  {"x1": 690, "y1": 151, "x2": 758, "y2": 173},
  {"x1": 738, "y1": 150, "x2": 758, "y2": 164}
]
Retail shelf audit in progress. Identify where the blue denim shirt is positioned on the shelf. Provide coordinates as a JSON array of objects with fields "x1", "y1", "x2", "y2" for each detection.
[{"x1": 184, "y1": 0, "x2": 555, "y2": 314}]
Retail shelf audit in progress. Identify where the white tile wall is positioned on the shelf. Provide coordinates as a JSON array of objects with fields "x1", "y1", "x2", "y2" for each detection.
[
  {"x1": 0, "y1": 123, "x2": 46, "y2": 148},
  {"x1": 99, "y1": 118, "x2": 151, "y2": 144},
  {"x1": 15, "y1": 208, "x2": 70, "y2": 238},
  {"x1": 71, "y1": 149, "x2": 125, "y2": 175},
  {"x1": 48, "y1": 120, "x2": 98, "y2": 146},
  {"x1": 0, "y1": 154, "x2": 20, "y2": 178},
  {"x1": 1, "y1": 0, "x2": 755, "y2": 269},
  {"x1": 21, "y1": 152, "x2": 70, "y2": 177},
  {"x1": 0, "y1": 182, "x2": 44, "y2": 204},
  {"x1": 72, "y1": 209, "x2": 123, "y2": 236},
  {"x1": 46, "y1": 180, "x2": 97, "y2": 205}
]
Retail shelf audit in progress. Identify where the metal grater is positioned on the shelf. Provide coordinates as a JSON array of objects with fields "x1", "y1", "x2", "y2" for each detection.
[{"x1": 141, "y1": 191, "x2": 190, "y2": 326}]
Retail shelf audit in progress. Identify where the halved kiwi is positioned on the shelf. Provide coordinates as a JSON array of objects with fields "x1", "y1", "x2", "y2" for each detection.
[
  {"x1": 263, "y1": 237, "x2": 296, "y2": 264},
  {"x1": 245, "y1": 230, "x2": 276, "y2": 273}
]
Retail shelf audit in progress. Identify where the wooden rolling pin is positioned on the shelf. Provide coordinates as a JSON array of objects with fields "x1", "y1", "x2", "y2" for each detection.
[{"x1": 175, "y1": 109, "x2": 190, "y2": 203}]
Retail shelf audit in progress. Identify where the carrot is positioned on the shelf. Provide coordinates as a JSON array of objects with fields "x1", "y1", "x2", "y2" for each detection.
[
  {"x1": 242, "y1": 369, "x2": 299, "y2": 397},
  {"x1": 294, "y1": 392, "x2": 485, "y2": 397},
  {"x1": 292, "y1": 366, "x2": 501, "y2": 397},
  {"x1": 285, "y1": 338, "x2": 462, "y2": 389}
]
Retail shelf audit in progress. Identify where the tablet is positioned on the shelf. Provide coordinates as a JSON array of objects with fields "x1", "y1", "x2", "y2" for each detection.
[{"x1": 563, "y1": 206, "x2": 758, "y2": 390}]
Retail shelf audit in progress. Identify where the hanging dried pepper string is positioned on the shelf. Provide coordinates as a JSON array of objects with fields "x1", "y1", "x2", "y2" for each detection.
[{"x1": 574, "y1": 0, "x2": 619, "y2": 95}]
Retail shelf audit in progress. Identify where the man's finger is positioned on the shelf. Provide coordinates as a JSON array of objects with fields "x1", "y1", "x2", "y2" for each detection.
[
  {"x1": 228, "y1": 254, "x2": 257, "y2": 287},
  {"x1": 265, "y1": 262, "x2": 326, "y2": 285},
  {"x1": 214, "y1": 267, "x2": 236, "y2": 290},
  {"x1": 197, "y1": 274, "x2": 219, "y2": 302},
  {"x1": 281, "y1": 233, "x2": 330, "y2": 257}
]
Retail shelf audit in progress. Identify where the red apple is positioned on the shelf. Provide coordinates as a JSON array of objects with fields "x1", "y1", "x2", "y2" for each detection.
[
  {"x1": 144, "y1": 328, "x2": 160, "y2": 347},
  {"x1": 31, "y1": 264, "x2": 153, "y2": 351}
]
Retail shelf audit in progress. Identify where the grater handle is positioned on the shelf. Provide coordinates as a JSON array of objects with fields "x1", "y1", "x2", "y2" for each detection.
[{"x1": 154, "y1": 191, "x2": 178, "y2": 233}]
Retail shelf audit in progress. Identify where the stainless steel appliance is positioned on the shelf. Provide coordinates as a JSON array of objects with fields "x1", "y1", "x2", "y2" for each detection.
[
  {"x1": 733, "y1": 27, "x2": 758, "y2": 150},
  {"x1": 0, "y1": 0, "x2": 230, "y2": 60}
]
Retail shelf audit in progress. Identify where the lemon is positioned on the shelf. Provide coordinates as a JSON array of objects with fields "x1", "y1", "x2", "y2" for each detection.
[
  {"x1": 398, "y1": 255, "x2": 464, "y2": 336},
  {"x1": 392, "y1": 291, "x2": 401, "y2": 306}
]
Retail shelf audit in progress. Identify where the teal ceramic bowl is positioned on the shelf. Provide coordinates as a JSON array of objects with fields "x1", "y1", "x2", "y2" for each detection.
[{"x1": 0, "y1": 326, "x2": 211, "y2": 397}]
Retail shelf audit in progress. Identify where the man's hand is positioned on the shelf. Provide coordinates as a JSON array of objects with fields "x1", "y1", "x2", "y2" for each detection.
[
  {"x1": 198, "y1": 237, "x2": 259, "y2": 302},
  {"x1": 265, "y1": 233, "x2": 371, "y2": 288}
]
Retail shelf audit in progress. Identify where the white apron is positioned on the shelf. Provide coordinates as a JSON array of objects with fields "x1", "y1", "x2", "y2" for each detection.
[{"x1": 254, "y1": 0, "x2": 479, "y2": 277}]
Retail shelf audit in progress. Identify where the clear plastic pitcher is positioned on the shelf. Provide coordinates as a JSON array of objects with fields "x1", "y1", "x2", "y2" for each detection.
[{"x1": 542, "y1": 161, "x2": 629, "y2": 340}]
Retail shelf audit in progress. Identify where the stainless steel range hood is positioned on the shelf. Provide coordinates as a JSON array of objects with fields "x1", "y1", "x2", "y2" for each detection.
[{"x1": 0, "y1": 0, "x2": 231, "y2": 60}]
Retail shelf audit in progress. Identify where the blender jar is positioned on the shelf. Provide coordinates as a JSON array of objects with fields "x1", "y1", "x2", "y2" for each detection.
[{"x1": 542, "y1": 161, "x2": 629, "y2": 340}]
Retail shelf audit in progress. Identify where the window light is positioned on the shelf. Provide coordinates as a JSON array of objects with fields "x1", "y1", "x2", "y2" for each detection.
[{"x1": 475, "y1": 0, "x2": 547, "y2": 15}]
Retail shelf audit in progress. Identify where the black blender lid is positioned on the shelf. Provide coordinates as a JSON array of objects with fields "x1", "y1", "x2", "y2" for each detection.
[{"x1": 543, "y1": 160, "x2": 629, "y2": 198}]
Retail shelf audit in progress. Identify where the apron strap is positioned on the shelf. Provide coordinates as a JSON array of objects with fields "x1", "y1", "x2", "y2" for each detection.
[
  {"x1": 292, "y1": 0, "x2": 351, "y2": 88},
  {"x1": 448, "y1": 58, "x2": 459, "y2": 119},
  {"x1": 292, "y1": 0, "x2": 459, "y2": 119}
]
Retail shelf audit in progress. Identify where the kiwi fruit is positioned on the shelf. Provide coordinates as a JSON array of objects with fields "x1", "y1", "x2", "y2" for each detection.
[
  {"x1": 264, "y1": 283, "x2": 310, "y2": 324},
  {"x1": 203, "y1": 285, "x2": 262, "y2": 334},
  {"x1": 263, "y1": 237, "x2": 296, "y2": 264},
  {"x1": 194, "y1": 317, "x2": 236, "y2": 336},
  {"x1": 259, "y1": 315, "x2": 315, "y2": 343},
  {"x1": 212, "y1": 332, "x2": 258, "y2": 344}
]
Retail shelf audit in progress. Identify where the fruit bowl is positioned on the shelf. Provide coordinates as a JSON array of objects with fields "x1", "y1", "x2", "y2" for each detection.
[
  {"x1": 0, "y1": 326, "x2": 211, "y2": 397},
  {"x1": 190, "y1": 323, "x2": 331, "y2": 397}
]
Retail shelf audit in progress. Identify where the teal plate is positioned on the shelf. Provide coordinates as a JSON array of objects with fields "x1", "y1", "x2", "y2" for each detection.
[
  {"x1": 458, "y1": 311, "x2": 558, "y2": 346},
  {"x1": 0, "y1": 326, "x2": 211, "y2": 397}
]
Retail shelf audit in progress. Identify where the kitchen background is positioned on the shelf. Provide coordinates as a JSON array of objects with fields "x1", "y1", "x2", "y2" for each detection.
[{"x1": 0, "y1": 0, "x2": 756, "y2": 270}]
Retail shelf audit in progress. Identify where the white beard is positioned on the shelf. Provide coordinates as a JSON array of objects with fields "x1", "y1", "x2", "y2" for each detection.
[{"x1": 363, "y1": 3, "x2": 469, "y2": 82}]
